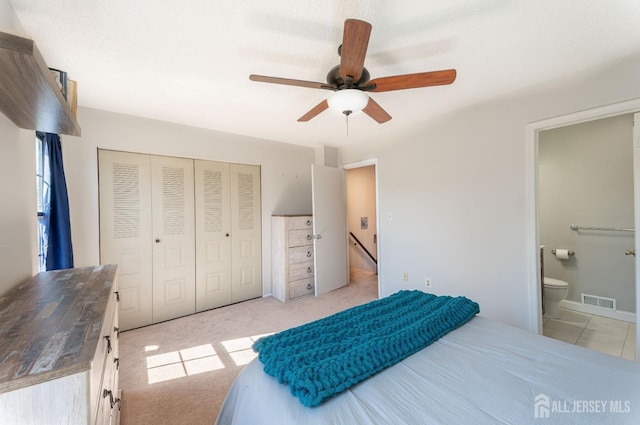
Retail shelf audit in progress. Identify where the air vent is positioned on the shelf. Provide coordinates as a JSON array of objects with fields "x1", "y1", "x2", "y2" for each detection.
[{"x1": 581, "y1": 293, "x2": 616, "y2": 310}]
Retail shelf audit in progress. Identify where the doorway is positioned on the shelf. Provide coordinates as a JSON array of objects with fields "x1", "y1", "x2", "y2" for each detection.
[
  {"x1": 538, "y1": 114, "x2": 635, "y2": 359},
  {"x1": 344, "y1": 159, "x2": 380, "y2": 298},
  {"x1": 525, "y1": 99, "x2": 640, "y2": 362}
]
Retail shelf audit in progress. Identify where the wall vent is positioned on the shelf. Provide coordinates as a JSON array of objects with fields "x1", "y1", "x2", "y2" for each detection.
[{"x1": 581, "y1": 293, "x2": 616, "y2": 310}]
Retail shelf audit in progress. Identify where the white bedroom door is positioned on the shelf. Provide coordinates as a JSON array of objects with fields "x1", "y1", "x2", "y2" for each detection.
[
  {"x1": 150, "y1": 155, "x2": 196, "y2": 323},
  {"x1": 229, "y1": 163, "x2": 262, "y2": 303},
  {"x1": 311, "y1": 164, "x2": 348, "y2": 296},
  {"x1": 194, "y1": 160, "x2": 232, "y2": 312},
  {"x1": 99, "y1": 150, "x2": 154, "y2": 330},
  {"x1": 194, "y1": 160, "x2": 262, "y2": 309},
  {"x1": 633, "y1": 112, "x2": 640, "y2": 361}
]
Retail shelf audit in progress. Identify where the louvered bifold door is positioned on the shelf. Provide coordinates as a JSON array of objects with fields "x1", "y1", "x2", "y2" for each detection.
[
  {"x1": 150, "y1": 156, "x2": 196, "y2": 323},
  {"x1": 194, "y1": 160, "x2": 232, "y2": 312},
  {"x1": 99, "y1": 150, "x2": 153, "y2": 330},
  {"x1": 230, "y1": 163, "x2": 262, "y2": 303}
]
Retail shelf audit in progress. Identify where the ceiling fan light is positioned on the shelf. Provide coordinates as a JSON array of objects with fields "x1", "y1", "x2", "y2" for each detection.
[{"x1": 328, "y1": 89, "x2": 369, "y2": 114}]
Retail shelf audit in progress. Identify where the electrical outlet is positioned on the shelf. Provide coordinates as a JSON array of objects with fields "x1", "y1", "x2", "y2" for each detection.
[
  {"x1": 402, "y1": 272, "x2": 409, "y2": 281},
  {"x1": 424, "y1": 277, "x2": 432, "y2": 288}
]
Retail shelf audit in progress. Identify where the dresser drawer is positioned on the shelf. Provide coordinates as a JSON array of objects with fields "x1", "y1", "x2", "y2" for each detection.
[
  {"x1": 290, "y1": 278, "x2": 314, "y2": 299},
  {"x1": 289, "y1": 245, "x2": 314, "y2": 264},
  {"x1": 90, "y1": 291, "x2": 116, "y2": 420},
  {"x1": 90, "y1": 284, "x2": 120, "y2": 425},
  {"x1": 287, "y1": 216, "x2": 312, "y2": 230},
  {"x1": 290, "y1": 261, "x2": 314, "y2": 281},
  {"x1": 288, "y1": 229, "x2": 313, "y2": 247}
]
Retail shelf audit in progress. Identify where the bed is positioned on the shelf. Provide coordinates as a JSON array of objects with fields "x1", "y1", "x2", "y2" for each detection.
[{"x1": 216, "y1": 292, "x2": 639, "y2": 425}]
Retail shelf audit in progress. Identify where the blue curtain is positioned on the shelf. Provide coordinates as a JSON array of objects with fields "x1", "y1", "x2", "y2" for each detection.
[{"x1": 41, "y1": 132, "x2": 74, "y2": 270}]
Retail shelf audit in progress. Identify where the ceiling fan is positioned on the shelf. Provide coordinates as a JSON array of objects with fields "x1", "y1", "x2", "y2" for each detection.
[{"x1": 249, "y1": 18, "x2": 457, "y2": 124}]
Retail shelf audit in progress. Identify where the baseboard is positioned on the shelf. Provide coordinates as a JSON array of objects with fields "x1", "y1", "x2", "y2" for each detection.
[{"x1": 559, "y1": 300, "x2": 636, "y2": 323}]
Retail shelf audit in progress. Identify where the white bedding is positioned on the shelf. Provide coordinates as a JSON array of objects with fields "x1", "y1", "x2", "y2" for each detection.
[{"x1": 216, "y1": 317, "x2": 640, "y2": 424}]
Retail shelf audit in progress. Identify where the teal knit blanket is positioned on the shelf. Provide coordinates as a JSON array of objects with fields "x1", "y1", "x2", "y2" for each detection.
[{"x1": 252, "y1": 290, "x2": 479, "y2": 407}]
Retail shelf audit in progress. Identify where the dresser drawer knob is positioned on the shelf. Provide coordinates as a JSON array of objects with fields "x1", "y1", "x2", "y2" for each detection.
[
  {"x1": 305, "y1": 219, "x2": 311, "y2": 226},
  {"x1": 307, "y1": 283, "x2": 313, "y2": 290},
  {"x1": 103, "y1": 389, "x2": 121, "y2": 409},
  {"x1": 306, "y1": 234, "x2": 312, "y2": 241},
  {"x1": 103, "y1": 389, "x2": 113, "y2": 406},
  {"x1": 104, "y1": 335, "x2": 112, "y2": 353},
  {"x1": 114, "y1": 326, "x2": 120, "y2": 339},
  {"x1": 114, "y1": 357, "x2": 120, "y2": 370},
  {"x1": 115, "y1": 291, "x2": 120, "y2": 302},
  {"x1": 306, "y1": 267, "x2": 312, "y2": 274},
  {"x1": 306, "y1": 251, "x2": 312, "y2": 257}
]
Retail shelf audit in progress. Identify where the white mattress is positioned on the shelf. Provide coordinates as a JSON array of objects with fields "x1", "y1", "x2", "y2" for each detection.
[{"x1": 216, "y1": 317, "x2": 640, "y2": 424}]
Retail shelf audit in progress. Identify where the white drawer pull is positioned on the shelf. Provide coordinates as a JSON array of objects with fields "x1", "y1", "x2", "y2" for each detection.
[
  {"x1": 306, "y1": 267, "x2": 312, "y2": 274},
  {"x1": 306, "y1": 251, "x2": 312, "y2": 257}
]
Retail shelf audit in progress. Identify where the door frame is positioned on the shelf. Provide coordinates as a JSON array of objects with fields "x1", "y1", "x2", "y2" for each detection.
[
  {"x1": 343, "y1": 158, "x2": 381, "y2": 298},
  {"x1": 525, "y1": 98, "x2": 640, "y2": 360}
]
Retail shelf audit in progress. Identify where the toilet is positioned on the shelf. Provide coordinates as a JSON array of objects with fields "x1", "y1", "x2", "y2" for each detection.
[{"x1": 543, "y1": 277, "x2": 569, "y2": 319}]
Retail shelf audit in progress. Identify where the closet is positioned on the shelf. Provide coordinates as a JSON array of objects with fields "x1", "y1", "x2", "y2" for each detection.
[{"x1": 98, "y1": 150, "x2": 261, "y2": 331}]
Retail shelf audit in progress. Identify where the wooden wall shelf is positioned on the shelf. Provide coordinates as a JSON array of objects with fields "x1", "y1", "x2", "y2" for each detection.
[{"x1": 0, "y1": 29, "x2": 81, "y2": 136}]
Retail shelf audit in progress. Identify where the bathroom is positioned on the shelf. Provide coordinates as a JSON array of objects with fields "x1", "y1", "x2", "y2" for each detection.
[{"x1": 538, "y1": 113, "x2": 636, "y2": 360}]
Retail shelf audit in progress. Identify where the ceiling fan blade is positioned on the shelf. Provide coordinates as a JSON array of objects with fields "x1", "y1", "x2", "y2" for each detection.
[
  {"x1": 298, "y1": 99, "x2": 329, "y2": 122},
  {"x1": 250, "y1": 75, "x2": 336, "y2": 90},
  {"x1": 365, "y1": 69, "x2": 457, "y2": 92},
  {"x1": 362, "y1": 97, "x2": 392, "y2": 123},
  {"x1": 340, "y1": 19, "x2": 372, "y2": 83}
]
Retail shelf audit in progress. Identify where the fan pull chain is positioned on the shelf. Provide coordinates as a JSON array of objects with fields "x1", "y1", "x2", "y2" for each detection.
[
  {"x1": 344, "y1": 110, "x2": 352, "y2": 136},
  {"x1": 346, "y1": 113, "x2": 349, "y2": 136}
]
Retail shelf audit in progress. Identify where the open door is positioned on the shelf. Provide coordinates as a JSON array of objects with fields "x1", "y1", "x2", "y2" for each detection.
[
  {"x1": 312, "y1": 164, "x2": 348, "y2": 296},
  {"x1": 633, "y1": 113, "x2": 640, "y2": 361}
]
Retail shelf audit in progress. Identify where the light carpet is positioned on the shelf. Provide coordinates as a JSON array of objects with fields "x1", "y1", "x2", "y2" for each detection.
[{"x1": 119, "y1": 269, "x2": 378, "y2": 425}]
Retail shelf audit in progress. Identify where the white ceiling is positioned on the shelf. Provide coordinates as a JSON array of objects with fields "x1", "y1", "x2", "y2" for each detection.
[{"x1": 8, "y1": 0, "x2": 640, "y2": 148}]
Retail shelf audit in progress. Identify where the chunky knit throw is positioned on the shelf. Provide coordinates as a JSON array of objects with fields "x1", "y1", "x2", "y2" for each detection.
[{"x1": 252, "y1": 290, "x2": 480, "y2": 407}]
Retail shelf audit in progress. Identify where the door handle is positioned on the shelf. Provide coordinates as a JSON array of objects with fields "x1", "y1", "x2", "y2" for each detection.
[{"x1": 625, "y1": 249, "x2": 636, "y2": 257}]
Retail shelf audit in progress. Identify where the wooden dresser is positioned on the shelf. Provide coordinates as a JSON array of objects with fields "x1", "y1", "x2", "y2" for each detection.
[
  {"x1": 0, "y1": 265, "x2": 120, "y2": 425},
  {"x1": 272, "y1": 215, "x2": 315, "y2": 302}
]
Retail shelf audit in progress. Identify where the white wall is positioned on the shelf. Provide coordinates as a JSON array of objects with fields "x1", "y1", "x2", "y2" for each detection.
[
  {"x1": 347, "y1": 166, "x2": 377, "y2": 273},
  {"x1": 62, "y1": 107, "x2": 314, "y2": 296},
  {"x1": 0, "y1": 113, "x2": 37, "y2": 295},
  {"x1": 0, "y1": 0, "x2": 38, "y2": 296},
  {"x1": 539, "y1": 114, "x2": 635, "y2": 312},
  {"x1": 339, "y1": 53, "x2": 640, "y2": 331},
  {"x1": 0, "y1": 0, "x2": 25, "y2": 33}
]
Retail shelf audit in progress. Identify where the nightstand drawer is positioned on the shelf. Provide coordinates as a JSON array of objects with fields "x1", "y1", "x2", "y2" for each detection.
[
  {"x1": 290, "y1": 278, "x2": 314, "y2": 299},
  {"x1": 288, "y1": 229, "x2": 313, "y2": 247},
  {"x1": 287, "y1": 216, "x2": 313, "y2": 230},
  {"x1": 290, "y1": 261, "x2": 314, "y2": 281},
  {"x1": 289, "y1": 245, "x2": 314, "y2": 263}
]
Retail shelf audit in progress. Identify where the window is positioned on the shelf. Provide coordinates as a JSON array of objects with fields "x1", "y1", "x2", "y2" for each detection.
[{"x1": 36, "y1": 133, "x2": 48, "y2": 272}]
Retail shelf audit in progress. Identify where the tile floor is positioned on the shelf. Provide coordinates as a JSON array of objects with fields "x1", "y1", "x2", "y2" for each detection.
[{"x1": 543, "y1": 309, "x2": 637, "y2": 361}]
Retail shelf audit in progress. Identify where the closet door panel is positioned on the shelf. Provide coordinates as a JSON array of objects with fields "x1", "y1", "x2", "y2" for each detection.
[
  {"x1": 151, "y1": 156, "x2": 196, "y2": 323},
  {"x1": 98, "y1": 150, "x2": 153, "y2": 330},
  {"x1": 194, "y1": 160, "x2": 232, "y2": 312},
  {"x1": 230, "y1": 163, "x2": 262, "y2": 303}
]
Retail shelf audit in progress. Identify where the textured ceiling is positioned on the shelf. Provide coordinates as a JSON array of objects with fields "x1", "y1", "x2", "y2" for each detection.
[{"x1": 8, "y1": 1, "x2": 640, "y2": 148}]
